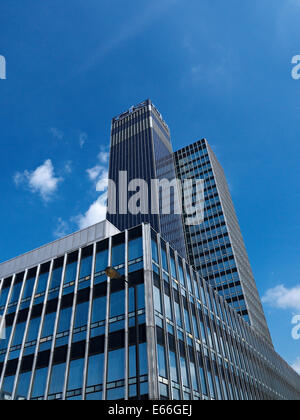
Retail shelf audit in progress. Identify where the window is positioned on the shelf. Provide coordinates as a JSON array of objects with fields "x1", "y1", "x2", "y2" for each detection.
[
  {"x1": 129, "y1": 237, "x2": 143, "y2": 261},
  {"x1": 110, "y1": 289, "x2": 125, "y2": 318},
  {"x1": 31, "y1": 367, "x2": 48, "y2": 398},
  {"x1": 10, "y1": 280, "x2": 23, "y2": 303},
  {"x1": 129, "y1": 345, "x2": 137, "y2": 378},
  {"x1": 169, "y1": 350, "x2": 179, "y2": 383},
  {"x1": 95, "y1": 249, "x2": 108, "y2": 274},
  {"x1": 80, "y1": 255, "x2": 93, "y2": 279},
  {"x1": 151, "y1": 238, "x2": 159, "y2": 263},
  {"x1": 22, "y1": 275, "x2": 36, "y2": 300},
  {"x1": 0, "y1": 286, "x2": 10, "y2": 307},
  {"x1": 41, "y1": 312, "x2": 56, "y2": 338},
  {"x1": 12, "y1": 321, "x2": 26, "y2": 346},
  {"x1": 49, "y1": 260, "x2": 64, "y2": 290},
  {"x1": 2, "y1": 375, "x2": 15, "y2": 395},
  {"x1": 67, "y1": 358, "x2": 84, "y2": 391},
  {"x1": 107, "y1": 348, "x2": 125, "y2": 382},
  {"x1": 153, "y1": 286, "x2": 162, "y2": 314},
  {"x1": 16, "y1": 371, "x2": 31, "y2": 399},
  {"x1": 161, "y1": 245, "x2": 168, "y2": 272},
  {"x1": 87, "y1": 353, "x2": 104, "y2": 387},
  {"x1": 111, "y1": 243, "x2": 125, "y2": 267},
  {"x1": 178, "y1": 263, "x2": 185, "y2": 287},
  {"x1": 49, "y1": 363, "x2": 66, "y2": 395},
  {"x1": 157, "y1": 344, "x2": 167, "y2": 378},
  {"x1": 64, "y1": 258, "x2": 78, "y2": 285},
  {"x1": 36, "y1": 265, "x2": 50, "y2": 295},
  {"x1": 170, "y1": 255, "x2": 177, "y2": 279},
  {"x1": 57, "y1": 307, "x2": 72, "y2": 333},
  {"x1": 91, "y1": 296, "x2": 107, "y2": 324},
  {"x1": 74, "y1": 301, "x2": 89, "y2": 329},
  {"x1": 164, "y1": 293, "x2": 173, "y2": 320},
  {"x1": 26, "y1": 316, "x2": 41, "y2": 342},
  {"x1": 198, "y1": 353, "x2": 208, "y2": 396}
]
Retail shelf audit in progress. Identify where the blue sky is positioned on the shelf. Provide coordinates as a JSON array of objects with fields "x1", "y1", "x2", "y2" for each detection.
[{"x1": 0, "y1": 0, "x2": 300, "y2": 372}]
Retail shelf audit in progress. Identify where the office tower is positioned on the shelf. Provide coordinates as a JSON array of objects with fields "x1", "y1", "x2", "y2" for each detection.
[
  {"x1": 0, "y1": 221, "x2": 299, "y2": 400},
  {"x1": 174, "y1": 139, "x2": 272, "y2": 344},
  {"x1": 107, "y1": 99, "x2": 187, "y2": 259}
]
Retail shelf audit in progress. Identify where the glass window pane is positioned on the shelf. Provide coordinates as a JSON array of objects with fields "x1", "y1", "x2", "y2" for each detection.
[
  {"x1": 129, "y1": 237, "x2": 143, "y2": 261},
  {"x1": 57, "y1": 307, "x2": 72, "y2": 333},
  {"x1": 36, "y1": 272, "x2": 49, "y2": 295},
  {"x1": 92, "y1": 296, "x2": 107, "y2": 324},
  {"x1": 95, "y1": 249, "x2": 108, "y2": 274},
  {"x1": 80, "y1": 256, "x2": 93, "y2": 279},
  {"x1": 74, "y1": 301, "x2": 89, "y2": 329},
  {"x1": 16, "y1": 371, "x2": 31, "y2": 399},
  {"x1": 107, "y1": 348, "x2": 125, "y2": 382},
  {"x1": 26, "y1": 317, "x2": 41, "y2": 342},
  {"x1": 67, "y1": 358, "x2": 84, "y2": 391},
  {"x1": 31, "y1": 367, "x2": 48, "y2": 398},
  {"x1": 49, "y1": 363, "x2": 66, "y2": 395},
  {"x1": 87, "y1": 353, "x2": 104, "y2": 387},
  {"x1": 157, "y1": 344, "x2": 167, "y2": 378},
  {"x1": 41, "y1": 312, "x2": 56, "y2": 338},
  {"x1": 110, "y1": 290, "x2": 125, "y2": 318},
  {"x1": 111, "y1": 244, "x2": 125, "y2": 267},
  {"x1": 50, "y1": 265, "x2": 63, "y2": 290}
]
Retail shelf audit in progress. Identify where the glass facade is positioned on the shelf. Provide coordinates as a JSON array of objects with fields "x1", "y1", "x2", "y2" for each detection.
[
  {"x1": 0, "y1": 222, "x2": 299, "y2": 400},
  {"x1": 107, "y1": 99, "x2": 187, "y2": 259},
  {"x1": 174, "y1": 139, "x2": 272, "y2": 344}
]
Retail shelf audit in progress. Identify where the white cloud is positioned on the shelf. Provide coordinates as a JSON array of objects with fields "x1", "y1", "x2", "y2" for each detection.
[
  {"x1": 50, "y1": 127, "x2": 64, "y2": 140},
  {"x1": 54, "y1": 218, "x2": 69, "y2": 238},
  {"x1": 14, "y1": 159, "x2": 62, "y2": 202},
  {"x1": 291, "y1": 358, "x2": 300, "y2": 375},
  {"x1": 75, "y1": 148, "x2": 109, "y2": 229},
  {"x1": 79, "y1": 132, "x2": 88, "y2": 148},
  {"x1": 96, "y1": 170, "x2": 108, "y2": 192},
  {"x1": 64, "y1": 161, "x2": 72, "y2": 174},
  {"x1": 98, "y1": 150, "x2": 109, "y2": 164},
  {"x1": 76, "y1": 193, "x2": 107, "y2": 230},
  {"x1": 262, "y1": 284, "x2": 300, "y2": 311},
  {"x1": 87, "y1": 165, "x2": 102, "y2": 181}
]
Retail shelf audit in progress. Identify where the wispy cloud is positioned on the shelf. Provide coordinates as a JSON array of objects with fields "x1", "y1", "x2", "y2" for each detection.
[
  {"x1": 87, "y1": 165, "x2": 102, "y2": 181},
  {"x1": 262, "y1": 284, "x2": 300, "y2": 311},
  {"x1": 14, "y1": 159, "x2": 63, "y2": 202},
  {"x1": 63, "y1": 161, "x2": 72, "y2": 175},
  {"x1": 54, "y1": 217, "x2": 69, "y2": 238},
  {"x1": 79, "y1": 132, "x2": 88, "y2": 148},
  {"x1": 50, "y1": 127, "x2": 64, "y2": 141},
  {"x1": 98, "y1": 150, "x2": 109, "y2": 164}
]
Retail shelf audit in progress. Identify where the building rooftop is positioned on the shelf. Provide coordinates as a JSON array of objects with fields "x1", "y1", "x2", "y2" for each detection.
[{"x1": 0, "y1": 220, "x2": 119, "y2": 279}]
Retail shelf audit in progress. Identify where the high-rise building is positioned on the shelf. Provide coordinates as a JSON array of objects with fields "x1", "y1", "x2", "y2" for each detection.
[
  {"x1": 174, "y1": 139, "x2": 272, "y2": 344},
  {"x1": 0, "y1": 102, "x2": 299, "y2": 401},
  {"x1": 0, "y1": 221, "x2": 299, "y2": 400},
  {"x1": 107, "y1": 99, "x2": 187, "y2": 259}
]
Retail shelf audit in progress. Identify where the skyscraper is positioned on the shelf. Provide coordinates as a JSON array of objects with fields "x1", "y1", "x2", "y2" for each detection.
[
  {"x1": 107, "y1": 99, "x2": 187, "y2": 259},
  {"x1": 174, "y1": 139, "x2": 272, "y2": 344}
]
